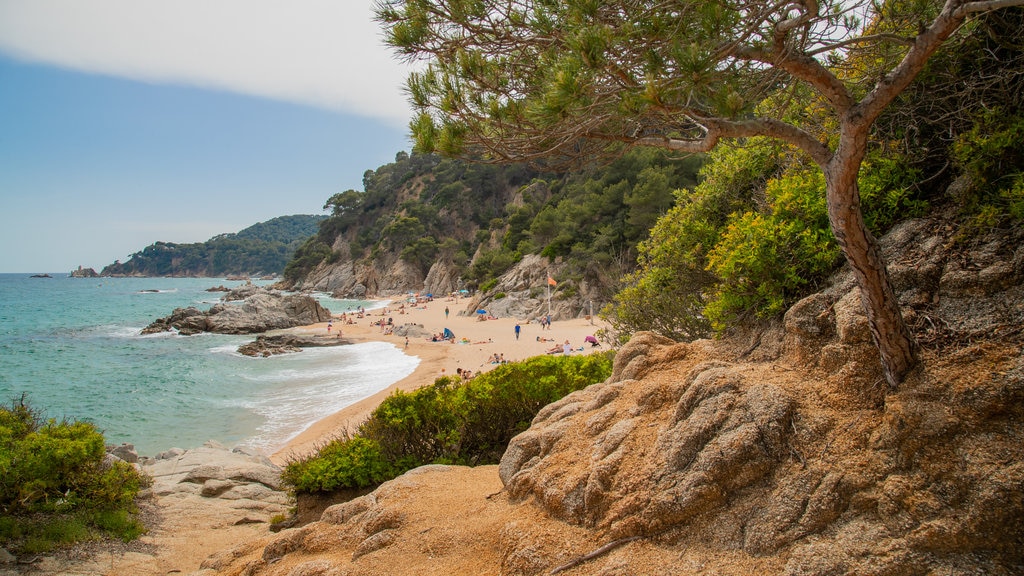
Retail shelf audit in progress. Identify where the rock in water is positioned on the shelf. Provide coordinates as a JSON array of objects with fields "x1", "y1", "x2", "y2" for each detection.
[{"x1": 142, "y1": 287, "x2": 331, "y2": 335}]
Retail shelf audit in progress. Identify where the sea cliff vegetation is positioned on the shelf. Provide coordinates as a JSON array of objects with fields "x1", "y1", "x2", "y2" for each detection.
[{"x1": 282, "y1": 148, "x2": 703, "y2": 295}]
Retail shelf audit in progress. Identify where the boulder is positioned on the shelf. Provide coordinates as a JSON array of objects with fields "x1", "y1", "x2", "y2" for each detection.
[
  {"x1": 237, "y1": 333, "x2": 348, "y2": 357},
  {"x1": 107, "y1": 442, "x2": 139, "y2": 464},
  {"x1": 142, "y1": 287, "x2": 331, "y2": 335}
]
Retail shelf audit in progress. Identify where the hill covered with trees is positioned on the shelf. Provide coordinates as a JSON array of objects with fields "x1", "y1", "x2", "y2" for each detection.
[
  {"x1": 280, "y1": 149, "x2": 702, "y2": 303},
  {"x1": 101, "y1": 215, "x2": 326, "y2": 278}
]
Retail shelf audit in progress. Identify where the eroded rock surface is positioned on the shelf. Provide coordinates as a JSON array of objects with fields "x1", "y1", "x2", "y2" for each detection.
[{"x1": 143, "y1": 287, "x2": 331, "y2": 335}]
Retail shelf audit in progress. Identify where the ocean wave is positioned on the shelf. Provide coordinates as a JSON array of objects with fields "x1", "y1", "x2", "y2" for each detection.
[
  {"x1": 104, "y1": 325, "x2": 144, "y2": 339},
  {"x1": 233, "y1": 342, "x2": 418, "y2": 451}
]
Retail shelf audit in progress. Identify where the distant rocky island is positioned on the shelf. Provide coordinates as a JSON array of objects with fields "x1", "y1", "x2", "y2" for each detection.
[{"x1": 69, "y1": 266, "x2": 99, "y2": 278}]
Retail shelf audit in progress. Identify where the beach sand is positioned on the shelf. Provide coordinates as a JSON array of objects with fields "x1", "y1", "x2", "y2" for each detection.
[{"x1": 271, "y1": 297, "x2": 608, "y2": 464}]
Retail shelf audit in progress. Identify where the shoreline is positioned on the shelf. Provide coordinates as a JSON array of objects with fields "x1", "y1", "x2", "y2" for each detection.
[{"x1": 270, "y1": 297, "x2": 608, "y2": 465}]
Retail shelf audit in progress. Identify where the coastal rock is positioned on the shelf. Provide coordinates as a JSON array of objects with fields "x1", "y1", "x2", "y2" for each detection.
[
  {"x1": 392, "y1": 323, "x2": 432, "y2": 339},
  {"x1": 142, "y1": 287, "x2": 331, "y2": 335},
  {"x1": 108, "y1": 442, "x2": 139, "y2": 464},
  {"x1": 143, "y1": 443, "x2": 290, "y2": 506},
  {"x1": 237, "y1": 333, "x2": 349, "y2": 357}
]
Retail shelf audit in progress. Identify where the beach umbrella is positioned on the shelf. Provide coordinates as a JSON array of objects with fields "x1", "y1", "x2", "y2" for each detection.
[
  {"x1": 459, "y1": 289, "x2": 469, "y2": 294},
  {"x1": 477, "y1": 309, "x2": 487, "y2": 315}
]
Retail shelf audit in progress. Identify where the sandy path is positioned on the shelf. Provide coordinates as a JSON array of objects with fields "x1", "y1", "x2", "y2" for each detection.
[{"x1": 271, "y1": 297, "x2": 608, "y2": 464}]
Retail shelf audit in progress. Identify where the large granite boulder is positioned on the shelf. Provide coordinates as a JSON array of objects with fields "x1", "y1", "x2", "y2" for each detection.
[{"x1": 142, "y1": 287, "x2": 331, "y2": 335}]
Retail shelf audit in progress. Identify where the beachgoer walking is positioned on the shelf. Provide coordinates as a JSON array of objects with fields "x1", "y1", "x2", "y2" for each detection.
[
  {"x1": 514, "y1": 323, "x2": 521, "y2": 340},
  {"x1": 445, "y1": 306, "x2": 450, "y2": 319}
]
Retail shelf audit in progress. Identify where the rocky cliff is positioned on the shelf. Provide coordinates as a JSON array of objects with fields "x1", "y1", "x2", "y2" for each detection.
[{"x1": 192, "y1": 217, "x2": 1024, "y2": 575}]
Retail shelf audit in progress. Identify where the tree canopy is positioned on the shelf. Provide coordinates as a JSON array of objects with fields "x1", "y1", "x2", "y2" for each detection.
[{"x1": 378, "y1": 0, "x2": 1024, "y2": 386}]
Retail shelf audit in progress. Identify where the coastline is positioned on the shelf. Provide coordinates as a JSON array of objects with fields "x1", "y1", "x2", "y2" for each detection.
[{"x1": 270, "y1": 296, "x2": 608, "y2": 465}]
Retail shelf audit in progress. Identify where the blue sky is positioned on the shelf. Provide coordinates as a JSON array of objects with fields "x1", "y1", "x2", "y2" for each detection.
[{"x1": 0, "y1": 1, "x2": 415, "y2": 273}]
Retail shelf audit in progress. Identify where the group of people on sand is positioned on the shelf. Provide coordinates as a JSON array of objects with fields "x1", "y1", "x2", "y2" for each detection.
[{"x1": 546, "y1": 339, "x2": 574, "y2": 355}]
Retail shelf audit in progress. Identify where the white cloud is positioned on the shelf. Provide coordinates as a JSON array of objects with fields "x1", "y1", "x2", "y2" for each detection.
[{"x1": 0, "y1": 0, "x2": 415, "y2": 127}]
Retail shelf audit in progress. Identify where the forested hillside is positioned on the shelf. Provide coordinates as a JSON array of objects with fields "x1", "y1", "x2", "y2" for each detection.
[
  {"x1": 101, "y1": 215, "x2": 325, "y2": 277},
  {"x1": 282, "y1": 149, "x2": 702, "y2": 299}
]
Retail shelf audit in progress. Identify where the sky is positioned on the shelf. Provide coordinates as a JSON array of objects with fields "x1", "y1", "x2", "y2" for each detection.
[{"x1": 0, "y1": 0, "x2": 418, "y2": 273}]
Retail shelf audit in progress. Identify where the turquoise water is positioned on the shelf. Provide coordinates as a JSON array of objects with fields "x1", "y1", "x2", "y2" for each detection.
[{"x1": 0, "y1": 274, "x2": 417, "y2": 456}]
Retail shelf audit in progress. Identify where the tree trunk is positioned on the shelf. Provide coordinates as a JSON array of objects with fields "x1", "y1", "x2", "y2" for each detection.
[{"x1": 825, "y1": 129, "x2": 919, "y2": 388}]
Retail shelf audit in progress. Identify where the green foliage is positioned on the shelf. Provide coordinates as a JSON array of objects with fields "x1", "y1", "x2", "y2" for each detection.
[
  {"x1": 0, "y1": 397, "x2": 146, "y2": 554},
  {"x1": 704, "y1": 169, "x2": 840, "y2": 329},
  {"x1": 102, "y1": 215, "x2": 326, "y2": 277},
  {"x1": 608, "y1": 139, "x2": 926, "y2": 338},
  {"x1": 952, "y1": 111, "x2": 1024, "y2": 233},
  {"x1": 604, "y1": 140, "x2": 785, "y2": 340},
  {"x1": 284, "y1": 238, "x2": 335, "y2": 282},
  {"x1": 281, "y1": 435, "x2": 395, "y2": 493},
  {"x1": 282, "y1": 353, "x2": 613, "y2": 494}
]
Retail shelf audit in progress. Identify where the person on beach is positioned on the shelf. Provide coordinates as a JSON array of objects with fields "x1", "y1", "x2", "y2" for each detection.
[
  {"x1": 563, "y1": 339, "x2": 571, "y2": 356},
  {"x1": 514, "y1": 323, "x2": 521, "y2": 340},
  {"x1": 445, "y1": 306, "x2": 450, "y2": 319}
]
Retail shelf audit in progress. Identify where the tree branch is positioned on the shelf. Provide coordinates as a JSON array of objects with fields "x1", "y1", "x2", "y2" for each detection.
[
  {"x1": 634, "y1": 117, "x2": 832, "y2": 166},
  {"x1": 857, "y1": 0, "x2": 1024, "y2": 125}
]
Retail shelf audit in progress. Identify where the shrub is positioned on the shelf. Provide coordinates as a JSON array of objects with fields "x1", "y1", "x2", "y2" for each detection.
[
  {"x1": 283, "y1": 353, "x2": 614, "y2": 494},
  {"x1": 281, "y1": 434, "x2": 395, "y2": 493},
  {"x1": 704, "y1": 169, "x2": 841, "y2": 329},
  {"x1": 0, "y1": 397, "x2": 147, "y2": 554}
]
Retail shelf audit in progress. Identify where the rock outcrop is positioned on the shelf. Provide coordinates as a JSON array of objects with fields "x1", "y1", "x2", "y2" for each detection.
[
  {"x1": 237, "y1": 333, "x2": 349, "y2": 357},
  {"x1": 142, "y1": 287, "x2": 331, "y2": 335}
]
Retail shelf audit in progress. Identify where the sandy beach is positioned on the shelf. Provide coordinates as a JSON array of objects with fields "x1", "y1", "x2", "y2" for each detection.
[{"x1": 271, "y1": 296, "x2": 609, "y2": 464}]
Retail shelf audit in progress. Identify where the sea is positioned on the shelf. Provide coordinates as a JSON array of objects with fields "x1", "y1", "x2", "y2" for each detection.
[{"x1": 0, "y1": 273, "x2": 418, "y2": 457}]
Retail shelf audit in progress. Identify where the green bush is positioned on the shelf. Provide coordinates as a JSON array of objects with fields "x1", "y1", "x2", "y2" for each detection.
[
  {"x1": 281, "y1": 435, "x2": 395, "y2": 493},
  {"x1": 0, "y1": 397, "x2": 146, "y2": 554},
  {"x1": 953, "y1": 110, "x2": 1024, "y2": 234},
  {"x1": 704, "y1": 169, "x2": 841, "y2": 329},
  {"x1": 283, "y1": 353, "x2": 614, "y2": 494}
]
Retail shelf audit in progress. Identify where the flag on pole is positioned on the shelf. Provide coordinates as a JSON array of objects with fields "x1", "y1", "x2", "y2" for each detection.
[{"x1": 547, "y1": 276, "x2": 557, "y2": 287}]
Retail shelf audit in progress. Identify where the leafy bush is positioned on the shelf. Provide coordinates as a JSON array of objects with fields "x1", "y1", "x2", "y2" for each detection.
[
  {"x1": 953, "y1": 110, "x2": 1024, "y2": 233},
  {"x1": 283, "y1": 353, "x2": 613, "y2": 494},
  {"x1": 0, "y1": 397, "x2": 146, "y2": 554},
  {"x1": 704, "y1": 169, "x2": 841, "y2": 329},
  {"x1": 281, "y1": 435, "x2": 395, "y2": 493}
]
